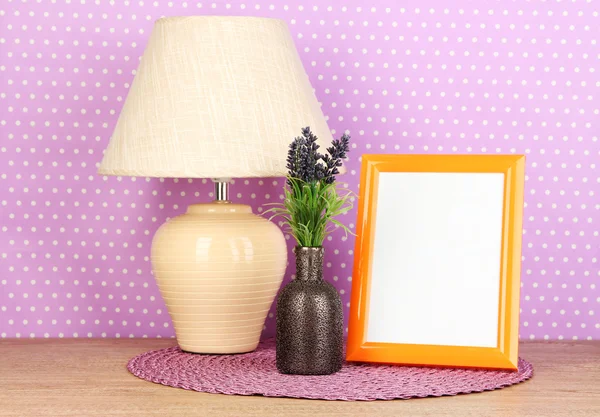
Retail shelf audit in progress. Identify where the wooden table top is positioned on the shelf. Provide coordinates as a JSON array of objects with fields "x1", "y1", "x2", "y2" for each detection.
[{"x1": 0, "y1": 339, "x2": 598, "y2": 417}]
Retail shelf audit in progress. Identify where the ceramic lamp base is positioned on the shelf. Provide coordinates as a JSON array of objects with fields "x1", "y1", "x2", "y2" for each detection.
[{"x1": 151, "y1": 202, "x2": 287, "y2": 354}]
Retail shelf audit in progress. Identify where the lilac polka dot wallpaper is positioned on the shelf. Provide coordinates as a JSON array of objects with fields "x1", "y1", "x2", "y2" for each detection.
[{"x1": 1, "y1": 0, "x2": 598, "y2": 341}]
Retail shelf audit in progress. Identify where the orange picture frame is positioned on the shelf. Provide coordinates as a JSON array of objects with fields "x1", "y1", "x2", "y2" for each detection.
[{"x1": 347, "y1": 154, "x2": 526, "y2": 370}]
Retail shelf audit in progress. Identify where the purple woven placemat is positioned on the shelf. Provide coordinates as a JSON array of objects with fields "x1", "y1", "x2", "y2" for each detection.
[{"x1": 127, "y1": 339, "x2": 533, "y2": 401}]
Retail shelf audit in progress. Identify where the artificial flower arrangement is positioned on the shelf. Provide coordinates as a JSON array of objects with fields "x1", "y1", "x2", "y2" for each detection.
[
  {"x1": 265, "y1": 126, "x2": 353, "y2": 247},
  {"x1": 266, "y1": 126, "x2": 353, "y2": 376}
]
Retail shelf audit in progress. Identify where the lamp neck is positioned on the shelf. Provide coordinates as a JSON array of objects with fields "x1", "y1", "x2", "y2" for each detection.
[{"x1": 213, "y1": 178, "x2": 231, "y2": 202}]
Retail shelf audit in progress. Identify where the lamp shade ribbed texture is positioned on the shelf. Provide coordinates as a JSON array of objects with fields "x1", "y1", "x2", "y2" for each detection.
[{"x1": 98, "y1": 16, "x2": 336, "y2": 178}]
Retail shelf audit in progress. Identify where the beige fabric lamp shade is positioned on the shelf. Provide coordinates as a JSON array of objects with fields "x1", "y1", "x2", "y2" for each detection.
[
  {"x1": 98, "y1": 16, "x2": 339, "y2": 355},
  {"x1": 98, "y1": 16, "x2": 336, "y2": 178}
]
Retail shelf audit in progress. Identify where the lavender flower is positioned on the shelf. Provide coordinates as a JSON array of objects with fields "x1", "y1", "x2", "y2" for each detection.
[
  {"x1": 321, "y1": 133, "x2": 350, "y2": 184},
  {"x1": 285, "y1": 135, "x2": 305, "y2": 182},
  {"x1": 286, "y1": 127, "x2": 350, "y2": 187},
  {"x1": 300, "y1": 127, "x2": 321, "y2": 183}
]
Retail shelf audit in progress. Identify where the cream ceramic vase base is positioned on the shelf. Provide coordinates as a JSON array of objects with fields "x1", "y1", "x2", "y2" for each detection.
[{"x1": 151, "y1": 202, "x2": 287, "y2": 354}]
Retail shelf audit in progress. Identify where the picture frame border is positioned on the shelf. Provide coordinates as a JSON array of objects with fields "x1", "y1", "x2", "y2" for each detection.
[{"x1": 347, "y1": 154, "x2": 526, "y2": 370}]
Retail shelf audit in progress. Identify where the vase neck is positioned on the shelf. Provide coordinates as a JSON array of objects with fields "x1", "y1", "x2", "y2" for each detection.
[{"x1": 294, "y1": 246, "x2": 324, "y2": 281}]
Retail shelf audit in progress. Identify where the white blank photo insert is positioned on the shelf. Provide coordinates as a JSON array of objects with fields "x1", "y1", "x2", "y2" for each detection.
[{"x1": 366, "y1": 172, "x2": 505, "y2": 348}]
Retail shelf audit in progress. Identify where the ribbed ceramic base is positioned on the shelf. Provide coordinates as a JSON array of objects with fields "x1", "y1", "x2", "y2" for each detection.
[{"x1": 151, "y1": 202, "x2": 287, "y2": 354}]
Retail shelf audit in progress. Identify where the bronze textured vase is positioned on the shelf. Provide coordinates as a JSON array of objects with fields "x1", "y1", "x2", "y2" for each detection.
[{"x1": 276, "y1": 246, "x2": 344, "y2": 375}]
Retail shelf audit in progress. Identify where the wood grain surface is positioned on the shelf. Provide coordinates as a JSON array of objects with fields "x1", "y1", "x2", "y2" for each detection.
[{"x1": 0, "y1": 339, "x2": 598, "y2": 417}]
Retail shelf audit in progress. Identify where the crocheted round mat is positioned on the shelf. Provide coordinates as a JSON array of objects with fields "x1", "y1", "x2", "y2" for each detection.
[{"x1": 127, "y1": 340, "x2": 533, "y2": 401}]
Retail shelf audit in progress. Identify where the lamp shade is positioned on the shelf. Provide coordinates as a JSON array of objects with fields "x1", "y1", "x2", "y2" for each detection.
[{"x1": 98, "y1": 16, "x2": 336, "y2": 178}]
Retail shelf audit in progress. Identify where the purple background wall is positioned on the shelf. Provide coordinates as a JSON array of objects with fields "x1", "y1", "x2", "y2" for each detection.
[{"x1": 1, "y1": 1, "x2": 598, "y2": 341}]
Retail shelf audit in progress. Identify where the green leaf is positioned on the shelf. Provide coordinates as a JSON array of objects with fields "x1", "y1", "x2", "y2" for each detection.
[{"x1": 261, "y1": 176, "x2": 355, "y2": 246}]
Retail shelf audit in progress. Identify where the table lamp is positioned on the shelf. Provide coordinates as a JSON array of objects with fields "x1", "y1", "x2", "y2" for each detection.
[{"x1": 98, "y1": 16, "x2": 336, "y2": 354}]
